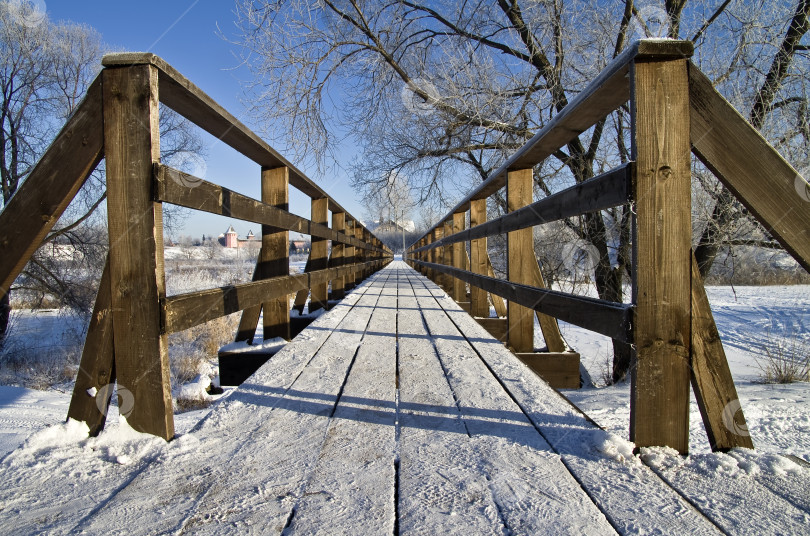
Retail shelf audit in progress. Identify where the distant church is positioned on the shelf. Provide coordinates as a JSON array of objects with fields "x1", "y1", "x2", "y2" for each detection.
[{"x1": 218, "y1": 225, "x2": 259, "y2": 248}]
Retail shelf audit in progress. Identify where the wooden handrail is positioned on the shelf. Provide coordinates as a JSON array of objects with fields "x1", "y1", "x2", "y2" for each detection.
[
  {"x1": 164, "y1": 260, "x2": 384, "y2": 333},
  {"x1": 155, "y1": 164, "x2": 384, "y2": 252},
  {"x1": 412, "y1": 259, "x2": 632, "y2": 341},
  {"x1": 412, "y1": 163, "x2": 632, "y2": 252}
]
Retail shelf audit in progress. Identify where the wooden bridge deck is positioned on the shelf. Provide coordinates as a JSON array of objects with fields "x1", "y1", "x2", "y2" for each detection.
[{"x1": 2, "y1": 262, "x2": 809, "y2": 534}]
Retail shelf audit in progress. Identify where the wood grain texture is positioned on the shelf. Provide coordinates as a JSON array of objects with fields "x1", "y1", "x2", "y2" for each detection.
[
  {"x1": 0, "y1": 77, "x2": 104, "y2": 295},
  {"x1": 515, "y1": 352, "x2": 581, "y2": 389},
  {"x1": 331, "y1": 212, "x2": 346, "y2": 300},
  {"x1": 67, "y1": 258, "x2": 115, "y2": 435},
  {"x1": 234, "y1": 260, "x2": 263, "y2": 344},
  {"x1": 165, "y1": 262, "x2": 381, "y2": 333},
  {"x1": 309, "y1": 198, "x2": 329, "y2": 312},
  {"x1": 103, "y1": 64, "x2": 173, "y2": 440},
  {"x1": 689, "y1": 63, "x2": 810, "y2": 272},
  {"x1": 411, "y1": 165, "x2": 631, "y2": 253},
  {"x1": 155, "y1": 165, "x2": 375, "y2": 251},
  {"x1": 486, "y1": 256, "x2": 508, "y2": 318},
  {"x1": 469, "y1": 199, "x2": 489, "y2": 317},
  {"x1": 507, "y1": 169, "x2": 535, "y2": 353},
  {"x1": 261, "y1": 166, "x2": 291, "y2": 340},
  {"x1": 451, "y1": 213, "x2": 466, "y2": 302},
  {"x1": 630, "y1": 58, "x2": 692, "y2": 454},
  {"x1": 689, "y1": 253, "x2": 754, "y2": 451}
]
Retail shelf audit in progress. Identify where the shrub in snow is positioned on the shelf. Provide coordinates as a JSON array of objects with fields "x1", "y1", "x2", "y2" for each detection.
[{"x1": 756, "y1": 329, "x2": 810, "y2": 384}]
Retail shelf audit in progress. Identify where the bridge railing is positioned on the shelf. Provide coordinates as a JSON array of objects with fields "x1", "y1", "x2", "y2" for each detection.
[
  {"x1": 0, "y1": 53, "x2": 392, "y2": 440},
  {"x1": 407, "y1": 39, "x2": 809, "y2": 454}
]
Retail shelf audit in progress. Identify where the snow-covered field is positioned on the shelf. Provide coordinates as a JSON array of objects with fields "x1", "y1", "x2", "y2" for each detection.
[{"x1": 562, "y1": 285, "x2": 810, "y2": 459}]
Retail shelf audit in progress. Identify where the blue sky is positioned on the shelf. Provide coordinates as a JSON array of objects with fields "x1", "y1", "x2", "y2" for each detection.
[{"x1": 45, "y1": 0, "x2": 364, "y2": 240}]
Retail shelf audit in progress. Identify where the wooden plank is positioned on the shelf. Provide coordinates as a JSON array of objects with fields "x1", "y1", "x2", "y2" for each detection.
[
  {"x1": 103, "y1": 64, "x2": 173, "y2": 440},
  {"x1": 330, "y1": 211, "x2": 346, "y2": 300},
  {"x1": 412, "y1": 259, "x2": 631, "y2": 342},
  {"x1": 688, "y1": 63, "x2": 810, "y2": 272},
  {"x1": 66, "y1": 257, "x2": 115, "y2": 436},
  {"x1": 515, "y1": 352, "x2": 581, "y2": 389},
  {"x1": 167, "y1": 275, "x2": 386, "y2": 532},
  {"x1": 430, "y1": 283, "x2": 723, "y2": 535},
  {"x1": 507, "y1": 169, "x2": 535, "y2": 353},
  {"x1": 689, "y1": 252, "x2": 754, "y2": 451},
  {"x1": 0, "y1": 77, "x2": 104, "y2": 296},
  {"x1": 165, "y1": 262, "x2": 376, "y2": 333},
  {"x1": 345, "y1": 219, "x2": 355, "y2": 288},
  {"x1": 629, "y1": 58, "x2": 692, "y2": 454},
  {"x1": 475, "y1": 317, "x2": 508, "y2": 342},
  {"x1": 155, "y1": 165, "x2": 373, "y2": 251},
  {"x1": 412, "y1": 165, "x2": 632, "y2": 253},
  {"x1": 528, "y1": 256, "x2": 567, "y2": 353},
  {"x1": 285, "y1": 270, "x2": 396, "y2": 534},
  {"x1": 413, "y1": 271, "x2": 615, "y2": 533},
  {"x1": 451, "y1": 212, "x2": 466, "y2": 301},
  {"x1": 396, "y1": 271, "x2": 506, "y2": 534},
  {"x1": 261, "y1": 166, "x2": 291, "y2": 340}
]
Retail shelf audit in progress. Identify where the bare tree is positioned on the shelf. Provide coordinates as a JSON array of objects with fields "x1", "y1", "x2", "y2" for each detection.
[
  {"x1": 236, "y1": 0, "x2": 810, "y2": 381},
  {"x1": 1, "y1": 5, "x2": 204, "y2": 346}
]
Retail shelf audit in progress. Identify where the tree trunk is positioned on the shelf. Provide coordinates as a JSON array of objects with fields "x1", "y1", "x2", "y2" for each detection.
[{"x1": 0, "y1": 291, "x2": 9, "y2": 349}]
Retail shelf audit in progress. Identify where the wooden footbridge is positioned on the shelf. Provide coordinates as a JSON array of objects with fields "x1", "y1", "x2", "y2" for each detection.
[{"x1": 0, "y1": 40, "x2": 809, "y2": 533}]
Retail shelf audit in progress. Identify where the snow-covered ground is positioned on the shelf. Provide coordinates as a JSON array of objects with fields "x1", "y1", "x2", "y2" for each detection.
[{"x1": 562, "y1": 285, "x2": 810, "y2": 459}]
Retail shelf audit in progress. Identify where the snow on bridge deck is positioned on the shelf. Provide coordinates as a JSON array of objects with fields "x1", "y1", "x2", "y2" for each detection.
[{"x1": 2, "y1": 262, "x2": 809, "y2": 534}]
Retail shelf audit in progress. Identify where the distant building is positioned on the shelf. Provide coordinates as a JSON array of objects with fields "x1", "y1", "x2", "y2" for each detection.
[
  {"x1": 290, "y1": 240, "x2": 309, "y2": 254},
  {"x1": 218, "y1": 226, "x2": 260, "y2": 248}
]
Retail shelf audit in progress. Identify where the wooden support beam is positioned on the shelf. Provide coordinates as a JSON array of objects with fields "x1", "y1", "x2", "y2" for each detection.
[
  {"x1": 469, "y1": 199, "x2": 489, "y2": 318},
  {"x1": 507, "y1": 169, "x2": 536, "y2": 353},
  {"x1": 67, "y1": 258, "x2": 115, "y2": 436},
  {"x1": 331, "y1": 212, "x2": 346, "y2": 300},
  {"x1": 690, "y1": 253, "x2": 754, "y2": 451},
  {"x1": 234, "y1": 260, "x2": 263, "y2": 344},
  {"x1": 486, "y1": 256, "x2": 508, "y2": 318},
  {"x1": 261, "y1": 166, "x2": 291, "y2": 340},
  {"x1": 310, "y1": 198, "x2": 329, "y2": 311},
  {"x1": 630, "y1": 57, "x2": 692, "y2": 454},
  {"x1": 103, "y1": 64, "x2": 173, "y2": 440},
  {"x1": 451, "y1": 213, "x2": 466, "y2": 302},
  {"x1": 689, "y1": 63, "x2": 810, "y2": 272},
  {"x1": 528, "y1": 259, "x2": 567, "y2": 353},
  {"x1": 345, "y1": 219, "x2": 356, "y2": 288},
  {"x1": 0, "y1": 77, "x2": 104, "y2": 296}
]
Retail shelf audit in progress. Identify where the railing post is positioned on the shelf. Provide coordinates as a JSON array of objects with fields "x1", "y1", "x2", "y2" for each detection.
[
  {"x1": 345, "y1": 219, "x2": 355, "y2": 289},
  {"x1": 310, "y1": 197, "x2": 329, "y2": 312},
  {"x1": 469, "y1": 199, "x2": 489, "y2": 318},
  {"x1": 331, "y1": 211, "x2": 346, "y2": 300},
  {"x1": 260, "y1": 166, "x2": 290, "y2": 340},
  {"x1": 102, "y1": 63, "x2": 173, "y2": 440},
  {"x1": 630, "y1": 55, "x2": 692, "y2": 454},
  {"x1": 451, "y1": 212, "x2": 466, "y2": 302},
  {"x1": 432, "y1": 226, "x2": 444, "y2": 286},
  {"x1": 507, "y1": 169, "x2": 535, "y2": 353}
]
